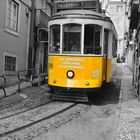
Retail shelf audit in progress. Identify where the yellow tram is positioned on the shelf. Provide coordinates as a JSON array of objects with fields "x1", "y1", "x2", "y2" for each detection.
[{"x1": 48, "y1": 10, "x2": 117, "y2": 93}]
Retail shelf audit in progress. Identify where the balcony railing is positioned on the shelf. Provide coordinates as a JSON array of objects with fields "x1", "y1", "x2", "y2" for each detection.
[{"x1": 35, "y1": 9, "x2": 50, "y2": 28}]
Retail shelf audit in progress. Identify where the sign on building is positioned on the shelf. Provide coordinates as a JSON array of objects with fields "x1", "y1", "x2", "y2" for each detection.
[{"x1": 54, "y1": 0, "x2": 101, "y2": 13}]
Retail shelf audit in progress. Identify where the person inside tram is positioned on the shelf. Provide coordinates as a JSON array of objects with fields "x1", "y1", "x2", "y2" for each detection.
[
  {"x1": 95, "y1": 46, "x2": 101, "y2": 54},
  {"x1": 71, "y1": 40, "x2": 80, "y2": 51},
  {"x1": 55, "y1": 41, "x2": 60, "y2": 52}
]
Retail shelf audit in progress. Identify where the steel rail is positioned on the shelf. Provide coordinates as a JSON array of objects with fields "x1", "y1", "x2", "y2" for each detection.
[
  {"x1": 0, "y1": 103, "x2": 77, "y2": 138},
  {"x1": 0, "y1": 100, "x2": 53, "y2": 120}
]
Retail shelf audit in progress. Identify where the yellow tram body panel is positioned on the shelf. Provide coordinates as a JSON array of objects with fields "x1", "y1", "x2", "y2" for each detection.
[
  {"x1": 108, "y1": 57, "x2": 117, "y2": 82},
  {"x1": 48, "y1": 55, "x2": 113, "y2": 89}
]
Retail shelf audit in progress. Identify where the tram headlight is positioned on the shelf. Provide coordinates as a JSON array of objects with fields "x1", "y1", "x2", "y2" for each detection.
[{"x1": 67, "y1": 70, "x2": 74, "y2": 79}]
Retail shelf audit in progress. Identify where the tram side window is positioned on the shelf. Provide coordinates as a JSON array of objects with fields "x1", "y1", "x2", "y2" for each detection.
[
  {"x1": 112, "y1": 35, "x2": 117, "y2": 57},
  {"x1": 62, "y1": 24, "x2": 81, "y2": 54},
  {"x1": 84, "y1": 24, "x2": 102, "y2": 55},
  {"x1": 49, "y1": 25, "x2": 60, "y2": 53},
  {"x1": 104, "y1": 29, "x2": 108, "y2": 54}
]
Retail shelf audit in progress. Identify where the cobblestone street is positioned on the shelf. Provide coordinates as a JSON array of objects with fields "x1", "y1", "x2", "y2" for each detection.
[
  {"x1": 0, "y1": 0, "x2": 139, "y2": 139},
  {"x1": 0, "y1": 64, "x2": 139, "y2": 140}
]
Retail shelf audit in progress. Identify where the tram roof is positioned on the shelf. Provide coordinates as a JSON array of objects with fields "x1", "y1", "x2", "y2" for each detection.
[{"x1": 50, "y1": 10, "x2": 112, "y2": 23}]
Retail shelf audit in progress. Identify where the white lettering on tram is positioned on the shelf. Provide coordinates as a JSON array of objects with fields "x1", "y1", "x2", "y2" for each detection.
[
  {"x1": 59, "y1": 58, "x2": 85, "y2": 61},
  {"x1": 63, "y1": 62, "x2": 80, "y2": 65},
  {"x1": 59, "y1": 57, "x2": 85, "y2": 69},
  {"x1": 60, "y1": 65, "x2": 84, "y2": 69}
]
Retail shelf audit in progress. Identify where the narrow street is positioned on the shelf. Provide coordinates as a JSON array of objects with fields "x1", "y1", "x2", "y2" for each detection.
[
  {"x1": 0, "y1": 0, "x2": 139, "y2": 140},
  {"x1": 0, "y1": 64, "x2": 139, "y2": 140}
]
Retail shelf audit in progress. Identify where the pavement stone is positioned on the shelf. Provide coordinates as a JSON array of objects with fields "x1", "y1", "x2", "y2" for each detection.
[{"x1": 116, "y1": 65, "x2": 140, "y2": 140}]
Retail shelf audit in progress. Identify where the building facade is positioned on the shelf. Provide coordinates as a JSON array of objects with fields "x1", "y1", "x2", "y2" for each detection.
[
  {"x1": 30, "y1": 0, "x2": 53, "y2": 74},
  {"x1": 107, "y1": 1, "x2": 127, "y2": 57},
  {"x1": 126, "y1": 0, "x2": 139, "y2": 68},
  {"x1": 53, "y1": 0, "x2": 102, "y2": 13},
  {"x1": 0, "y1": 0, "x2": 31, "y2": 85},
  {"x1": 125, "y1": 0, "x2": 140, "y2": 96}
]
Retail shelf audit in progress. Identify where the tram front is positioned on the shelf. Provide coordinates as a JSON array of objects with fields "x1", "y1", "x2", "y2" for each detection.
[{"x1": 48, "y1": 10, "x2": 110, "y2": 92}]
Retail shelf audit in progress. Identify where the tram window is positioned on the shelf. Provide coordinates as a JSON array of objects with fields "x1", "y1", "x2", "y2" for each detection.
[
  {"x1": 62, "y1": 24, "x2": 81, "y2": 54},
  {"x1": 84, "y1": 24, "x2": 102, "y2": 55},
  {"x1": 49, "y1": 25, "x2": 60, "y2": 53},
  {"x1": 112, "y1": 35, "x2": 117, "y2": 57},
  {"x1": 104, "y1": 30, "x2": 108, "y2": 54}
]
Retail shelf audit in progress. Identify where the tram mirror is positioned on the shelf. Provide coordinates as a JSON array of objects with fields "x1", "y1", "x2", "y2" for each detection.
[{"x1": 37, "y1": 28, "x2": 48, "y2": 42}]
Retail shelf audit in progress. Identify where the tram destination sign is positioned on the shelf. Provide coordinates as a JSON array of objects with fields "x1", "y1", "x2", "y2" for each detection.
[{"x1": 56, "y1": 1, "x2": 97, "y2": 9}]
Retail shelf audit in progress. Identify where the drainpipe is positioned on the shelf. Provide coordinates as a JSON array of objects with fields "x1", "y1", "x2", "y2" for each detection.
[
  {"x1": 28, "y1": 0, "x2": 35, "y2": 71},
  {"x1": 26, "y1": 8, "x2": 31, "y2": 70}
]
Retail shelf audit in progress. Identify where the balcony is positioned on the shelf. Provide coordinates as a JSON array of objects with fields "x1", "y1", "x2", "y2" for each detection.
[{"x1": 35, "y1": 9, "x2": 50, "y2": 28}]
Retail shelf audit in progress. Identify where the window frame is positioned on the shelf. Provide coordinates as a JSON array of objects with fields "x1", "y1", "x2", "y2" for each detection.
[
  {"x1": 116, "y1": 5, "x2": 123, "y2": 12},
  {"x1": 84, "y1": 24, "x2": 103, "y2": 55},
  {"x1": 48, "y1": 23, "x2": 103, "y2": 56},
  {"x1": 5, "y1": 0, "x2": 20, "y2": 36},
  {"x1": 62, "y1": 23, "x2": 82, "y2": 54},
  {"x1": 3, "y1": 52, "x2": 18, "y2": 72},
  {"x1": 49, "y1": 24, "x2": 61, "y2": 54},
  {"x1": 104, "y1": 29, "x2": 109, "y2": 55}
]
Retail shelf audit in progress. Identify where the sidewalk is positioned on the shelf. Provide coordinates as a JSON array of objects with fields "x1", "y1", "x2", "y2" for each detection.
[
  {"x1": 116, "y1": 64, "x2": 140, "y2": 140},
  {"x1": 0, "y1": 82, "x2": 32, "y2": 99},
  {"x1": 0, "y1": 83, "x2": 49, "y2": 109}
]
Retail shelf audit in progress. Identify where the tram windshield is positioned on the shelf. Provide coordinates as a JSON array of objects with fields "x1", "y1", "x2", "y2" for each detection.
[
  {"x1": 84, "y1": 24, "x2": 102, "y2": 55},
  {"x1": 62, "y1": 24, "x2": 81, "y2": 54},
  {"x1": 49, "y1": 25, "x2": 60, "y2": 53},
  {"x1": 49, "y1": 24, "x2": 102, "y2": 55}
]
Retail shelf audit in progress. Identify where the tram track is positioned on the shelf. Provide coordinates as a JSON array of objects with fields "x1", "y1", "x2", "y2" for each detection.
[
  {"x1": 0, "y1": 93, "x2": 50, "y2": 119},
  {"x1": 0, "y1": 100, "x2": 53, "y2": 120},
  {"x1": 0, "y1": 102, "x2": 78, "y2": 138}
]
